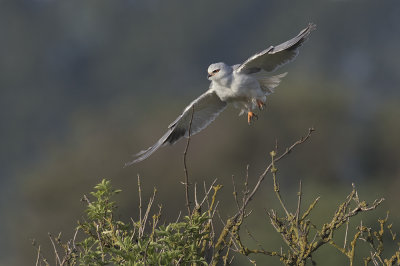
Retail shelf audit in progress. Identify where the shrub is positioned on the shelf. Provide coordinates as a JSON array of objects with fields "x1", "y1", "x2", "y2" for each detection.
[{"x1": 33, "y1": 129, "x2": 400, "y2": 265}]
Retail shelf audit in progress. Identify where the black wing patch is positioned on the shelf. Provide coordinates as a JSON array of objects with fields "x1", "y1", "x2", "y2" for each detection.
[{"x1": 125, "y1": 91, "x2": 227, "y2": 166}]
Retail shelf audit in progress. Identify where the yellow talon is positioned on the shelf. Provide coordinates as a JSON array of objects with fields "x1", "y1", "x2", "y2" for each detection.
[{"x1": 247, "y1": 112, "x2": 258, "y2": 124}]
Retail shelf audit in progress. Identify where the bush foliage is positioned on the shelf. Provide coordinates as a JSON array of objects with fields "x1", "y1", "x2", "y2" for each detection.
[{"x1": 33, "y1": 129, "x2": 400, "y2": 265}]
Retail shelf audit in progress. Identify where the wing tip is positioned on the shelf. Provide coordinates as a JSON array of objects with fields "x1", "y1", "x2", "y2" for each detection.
[
  {"x1": 124, "y1": 151, "x2": 148, "y2": 167},
  {"x1": 308, "y1": 22, "x2": 317, "y2": 31},
  {"x1": 305, "y1": 23, "x2": 317, "y2": 36},
  {"x1": 124, "y1": 150, "x2": 153, "y2": 167},
  {"x1": 293, "y1": 22, "x2": 316, "y2": 48},
  {"x1": 124, "y1": 161, "x2": 134, "y2": 168}
]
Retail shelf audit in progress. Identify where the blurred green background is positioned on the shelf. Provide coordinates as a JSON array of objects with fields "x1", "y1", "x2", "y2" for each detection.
[{"x1": 1, "y1": 0, "x2": 400, "y2": 265}]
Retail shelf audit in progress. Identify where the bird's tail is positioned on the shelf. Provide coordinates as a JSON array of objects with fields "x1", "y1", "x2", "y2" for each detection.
[{"x1": 254, "y1": 72, "x2": 288, "y2": 94}]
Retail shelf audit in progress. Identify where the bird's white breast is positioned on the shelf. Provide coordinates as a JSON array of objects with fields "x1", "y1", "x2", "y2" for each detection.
[{"x1": 211, "y1": 72, "x2": 261, "y2": 102}]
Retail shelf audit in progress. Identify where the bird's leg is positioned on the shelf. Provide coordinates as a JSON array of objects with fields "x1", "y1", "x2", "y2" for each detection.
[
  {"x1": 247, "y1": 111, "x2": 258, "y2": 125},
  {"x1": 256, "y1": 99, "x2": 266, "y2": 110}
]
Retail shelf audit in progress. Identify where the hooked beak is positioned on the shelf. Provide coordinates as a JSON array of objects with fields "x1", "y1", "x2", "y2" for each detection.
[{"x1": 207, "y1": 73, "x2": 213, "y2": 78}]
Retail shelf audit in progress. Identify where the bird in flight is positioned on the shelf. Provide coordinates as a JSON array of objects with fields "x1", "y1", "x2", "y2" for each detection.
[{"x1": 126, "y1": 23, "x2": 316, "y2": 166}]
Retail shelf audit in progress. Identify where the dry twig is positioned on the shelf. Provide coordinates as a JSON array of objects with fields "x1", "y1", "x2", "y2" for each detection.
[{"x1": 183, "y1": 105, "x2": 195, "y2": 215}]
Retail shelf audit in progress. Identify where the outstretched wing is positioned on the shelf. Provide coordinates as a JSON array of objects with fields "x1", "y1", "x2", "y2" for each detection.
[
  {"x1": 125, "y1": 90, "x2": 227, "y2": 166},
  {"x1": 236, "y1": 23, "x2": 316, "y2": 74}
]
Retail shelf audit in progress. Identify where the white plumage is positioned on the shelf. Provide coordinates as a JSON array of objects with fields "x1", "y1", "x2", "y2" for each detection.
[{"x1": 125, "y1": 23, "x2": 315, "y2": 166}]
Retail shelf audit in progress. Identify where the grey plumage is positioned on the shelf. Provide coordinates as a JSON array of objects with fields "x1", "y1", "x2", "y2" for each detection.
[
  {"x1": 125, "y1": 23, "x2": 315, "y2": 166},
  {"x1": 236, "y1": 23, "x2": 315, "y2": 74},
  {"x1": 125, "y1": 91, "x2": 226, "y2": 166}
]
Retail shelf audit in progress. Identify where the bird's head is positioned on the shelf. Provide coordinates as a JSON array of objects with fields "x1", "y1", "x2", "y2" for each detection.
[{"x1": 207, "y1": 62, "x2": 232, "y2": 81}]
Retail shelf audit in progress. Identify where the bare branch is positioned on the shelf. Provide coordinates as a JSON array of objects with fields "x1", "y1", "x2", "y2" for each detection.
[
  {"x1": 48, "y1": 233, "x2": 62, "y2": 266},
  {"x1": 199, "y1": 179, "x2": 218, "y2": 207},
  {"x1": 270, "y1": 151, "x2": 290, "y2": 218},
  {"x1": 175, "y1": 211, "x2": 182, "y2": 223},
  {"x1": 137, "y1": 174, "x2": 142, "y2": 234},
  {"x1": 194, "y1": 183, "x2": 199, "y2": 208},
  {"x1": 72, "y1": 227, "x2": 78, "y2": 251},
  {"x1": 295, "y1": 180, "x2": 302, "y2": 224},
  {"x1": 231, "y1": 175, "x2": 241, "y2": 213},
  {"x1": 35, "y1": 244, "x2": 41, "y2": 266},
  {"x1": 234, "y1": 127, "x2": 314, "y2": 221},
  {"x1": 95, "y1": 224, "x2": 105, "y2": 262},
  {"x1": 343, "y1": 218, "x2": 349, "y2": 250},
  {"x1": 140, "y1": 187, "x2": 157, "y2": 237},
  {"x1": 183, "y1": 105, "x2": 195, "y2": 216}
]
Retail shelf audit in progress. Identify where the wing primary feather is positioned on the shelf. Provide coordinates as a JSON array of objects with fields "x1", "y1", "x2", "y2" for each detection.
[
  {"x1": 125, "y1": 91, "x2": 227, "y2": 166},
  {"x1": 165, "y1": 127, "x2": 186, "y2": 144},
  {"x1": 236, "y1": 23, "x2": 316, "y2": 74},
  {"x1": 270, "y1": 23, "x2": 316, "y2": 54}
]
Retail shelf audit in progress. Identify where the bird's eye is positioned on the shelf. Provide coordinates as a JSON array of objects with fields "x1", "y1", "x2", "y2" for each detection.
[{"x1": 212, "y1": 69, "x2": 220, "y2": 74}]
